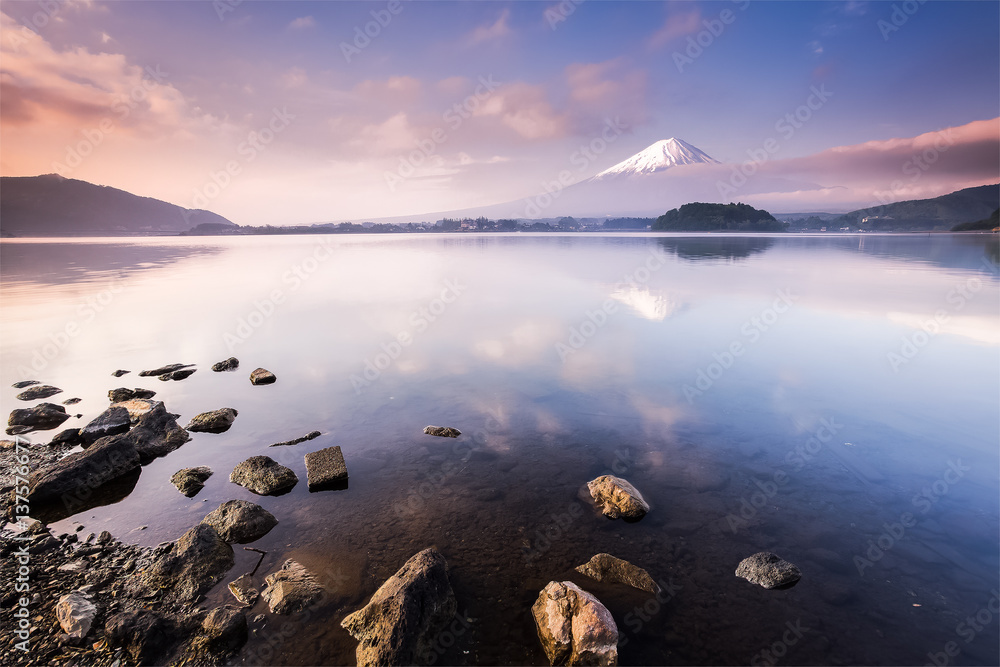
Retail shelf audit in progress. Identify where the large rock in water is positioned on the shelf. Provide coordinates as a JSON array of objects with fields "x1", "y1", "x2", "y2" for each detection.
[
  {"x1": 133, "y1": 524, "x2": 234, "y2": 604},
  {"x1": 230, "y1": 456, "x2": 297, "y2": 495},
  {"x1": 575, "y1": 553, "x2": 661, "y2": 594},
  {"x1": 304, "y1": 445, "x2": 348, "y2": 491},
  {"x1": 586, "y1": 475, "x2": 649, "y2": 521},
  {"x1": 735, "y1": 552, "x2": 802, "y2": 589},
  {"x1": 120, "y1": 402, "x2": 190, "y2": 463},
  {"x1": 186, "y1": 408, "x2": 238, "y2": 434},
  {"x1": 261, "y1": 559, "x2": 323, "y2": 614},
  {"x1": 249, "y1": 368, "x2": 276, "y2": 385},
  {"x1": 7, "y1": 402, "x2": 70, "y2": 434},
  {"x1": 16, "y1": 384, "x2": 62, "y2": 401},
  {"x1": 55, "y1": 591, "x2": 98, "y2": 640},
  {"x1": 171, "y1": 466, "x2": 213, "y2": 497},
  {"x1": 27, "y1": 434, "x2": 140, "y2": 504},
  {"x1": 341, "y1": 548, "x2": 457, "y2": 666},
  {"x1": 111, "y1": 398, "x2": 158, "y2": 421},
  {"x1": 79, "y1": 406, "x2": 132, "y2": 444},
  {"x1": 201, "y1": 499, "x2": 277, "y2": 543},
  {"x1": 531, "y1": 581, "x2": 619, "y2": 666}
]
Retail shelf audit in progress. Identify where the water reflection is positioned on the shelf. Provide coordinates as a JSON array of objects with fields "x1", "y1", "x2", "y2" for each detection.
[{"x1": 658, "y1": 235, "x2": 776, "y2": 261}]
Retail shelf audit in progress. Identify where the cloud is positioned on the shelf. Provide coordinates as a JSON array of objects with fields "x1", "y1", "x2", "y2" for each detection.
[
  {"x1": 565, "y1": 58, "x2": 647, "y2": 129},
  {"x1": 288, "y1": 16, "x2": 315, "y2": 29},
  {"x1": 466, "y1": 8, "x2": 511, "y2": 46},
  {"x1": 648, "y1": 5, "x2": 701, "y2": 49},
  {"x1": 474, "y1": 81, "x2": 567, "y2": 140}
]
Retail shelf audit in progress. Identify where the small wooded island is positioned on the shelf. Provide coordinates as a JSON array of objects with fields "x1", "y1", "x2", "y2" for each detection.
[{"x1": 652, "y1": 202, "x2": 787, "y2": 232}]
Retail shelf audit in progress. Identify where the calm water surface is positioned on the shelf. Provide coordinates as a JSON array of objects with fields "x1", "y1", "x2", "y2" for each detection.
[{"x1": 1, "y1": 233, "x2": 998, "y2": 666}]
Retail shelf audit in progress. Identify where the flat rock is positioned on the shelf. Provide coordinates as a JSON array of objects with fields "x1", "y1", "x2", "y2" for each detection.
[
  {"x1": 79, "y1": 406, "x2": 132, "y2": 445},
  {"x1": 186, "y1": 408, "x2": 238, "y2": 434},
  {"x1": 7, "y1": 402, "x2": 70, "y2": 434},
  {"x1": 230, "y1": 456, "x2": 297, "y2": 495},
  {"x1": 262, "y1": 559, "x2": 323, "y2": 614},
  {"x1": 202, "y1": 499, "x2": 277, "y2": 543},
  {"x1": 587, "y1": 475, "x2": 649, "y2": 521},
  {"x1": 12, "y1": 380, "x2": 40, "y2": 388},
  {"x1": 423, "y1": 425, "x2": 461, "y2": 438},
  {"x1": 108, "y1": 387, "x2": 156, "y2": 403},
  {"x1": 132, "y1": 523, "x2": 234, "y2": 604},
  {"x1": 269, "y1": 430, "x2": 322, "y2": 447},
  {"x1": 341, "y1": 548, "x2": 457, "y2": 666},
  {"x1": 304, "y1": 445, "x2": 348, "y2": 491},
  {"x1": 575, "y1": 553, "x2": 660, "y2": 594},
  {"x1": 228, "y1": 573, "x2": 260, "y2": 606},
  {"x1": 16, "y1": 384, "x2": 62, "y2": 401},
  {"x1": 212, "y1": 357, "x2": 240, "y2": 372},
  {"x1": 111, "y1": 398, "x2": 159, "y2": 421},
  {"x1": 735, "y1": 552, "x2": 802, "y2": 589},
  {"x1": 531, "y1": 580, "x2": 619, "y2": 666},
  {"x1": 171, "y1": 466, "x2": 213, "y2": 497},
  {"x1": 111, "y1": 369, "x2": 130, "y2": 377},
  {"x1": 55, "y1": 591, "x2": 98, "y2": 639},
  {"x1": 249, "y1": 368, "x2": 276, "y2": 385},
  {"x1": 160, "y1": 368, "x2": 196, "y2": 381},
  {"x1": 27, "y1": 434, "x2": 140, "y2": 504},
  {"x1": 139, "y1": 363, "x2": 193, "y2": 377}
]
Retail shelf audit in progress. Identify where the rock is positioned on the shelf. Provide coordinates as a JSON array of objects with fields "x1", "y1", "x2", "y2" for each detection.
[
  {"x1": 12, "y1": 380, "x2": 40, "y2": 388},
  {"x1": 62, "y1": 397, "x2": 81, "y2": 405},
  {"x1": 262, "y1": 559, "x2": 323, "y2": 614},
  {"x1": 202, "y1": 607, "x2": 248, "y2": 651},
  {"x1": 230, "y1": 456, "x2": 297, "y2": 495},
  {"x1": 79, "y1": 406, "x2": 132, "y2": 444},
  {"x1": 111, "y1": 398, "x2": 158, "y2": 421},
  {"x1": 134, "y1": 524, "x2": 234, "y2": 603},
  {"x1": 108, "y1": 387, "x2": 156, "y2": 403},
  {"x1": 139, "y1": 363, "x2": 193, "y2": 377},
  {"x1": 171, "y1": 466, "x2": 213, "y2": 497},
  {"x1": 212, "y1": 357, "x2": 240, "y2": 372},
  {"x1": 532, "y1": 581, "x2": 618, "y2": 666},
  {"x1": 269, "y1": 430, "x2": 322, "y2": 447},
  {"x1": 186, "y1": 408, "x2": 238, "y2": 434},
  {"x1": 160, "y1": 368, "x2": 196, "y2": 381},
  {"x1": 97, "y1": 530, "x2": 113, "y2": 544},
  {"x1": 575, "y1": 553, "x2": 661, "y2": 594},
  {"x1": 423, "y1": 425, "x2": 461, "y2": 438},
  {"x1": 341, "y1": 548, "x2": 457, "y2": 666},
  {"x1": 304, "y1": 445, "x2": 348, "y2": 491},
  {"x1": 249, "y1": 368, "x2": 276, "y2": 385},
  {"x1": 111, "y1": 369, "x2": 130, "y2": 377},
  {"x1": 228, "y1": 573, "x2": 259, "y2": 605},
  {"x1": 202, "y1": 499, "x2": 277, "y2": 543},
  {"x1": 55, "y1": 592, "x2": 98, "y2": 640},
  {"x1": 7, "y1": 402, "x2": 70, "y2": 434},
  {"x1": 105, "y1": 609, "x2": 176, "y2": 664},
  {"x1": 587, "y1": 475, "x2": 649, "y2": 521},
  {"x1": 49, "y1": 428, "x2": 83, "y2": 447},
  {"x1": 735, "y1": 552, "x2": 802, "y2": 589},
  {"x1": 16, "y1": 384, "x2": 63, "y2": 401},
  {"x1": 27, "y1": 434, "x2": 140, "y2": 504},
  {"x1": 120, "y1": 401, "x2": 190, "y2": 463}
]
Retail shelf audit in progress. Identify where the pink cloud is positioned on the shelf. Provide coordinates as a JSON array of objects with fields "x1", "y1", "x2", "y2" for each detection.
[
  {"x1": 466, "y1": 8, "x2": 511, "y2": 46},
  {"x1": 647, "y1": 5, "x2": 702, "y2": 50}
]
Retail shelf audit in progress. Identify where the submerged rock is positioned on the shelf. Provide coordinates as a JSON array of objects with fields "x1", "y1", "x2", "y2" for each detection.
[
  {"x1": 139, "y1": 363, "x2": 193, "y2": 377},
  {"x1": 212, "y1": 357, "x2": 240, "y2": 372},
  {"x1": 186, "y1": 408, "x2": 238, "y2": 434},
  {"x1": 735, "y1": 552, "x2": 802, "y2": 589},
  {"x1": 27, "y1": 434, "x2": 140, "y2": 504},
  {"x1": 108, "y1": 387, "x2": 156, "y2": 403},
  {"x1": 575, "y1": 553, "x2": 661, "y2": 594},
  {"x1": 230, "y1": 456, "x2": 297, "y2": 495},
  {"x1": 160, "y1": 368, "x2": 196, "y2": 381},
  {"x1": 16, "y1": 384, "x2": 63, "y2": 401},
  {"x1": 531, "y1": 581, "x2": 618, "y2": 666},
  {"x1": 587, "y1": 475, "x2": 649, "y2": 521},
  {"x1": 202, "y1": 499, "x2": 277, "y2": 543},
  {"x1": 7, "y1": 402, "x2": 70, "y2": 434},
  {"x1": 80, "y1": 406, "x2": 132, "y2": 444},
  {"x1": 228, "y1": 573, "x2": 260, "y2": 606},
  {"x1": 249, "y1": 368, "x2": 276, "y2": 385},
  {"x1": 341, "y1": 547, "x2": 457, "y2": 666},
  {"x1": 423, "y1": 425, "x2": 461, "y2": 438},
  {"x1": 171, "y1": 466, "x2": 213, "y2": 497},
  {"x1": 262, "y1": 559, "x2": 323, "y2": 614},
  {"x1": 304, "y1": 445, "x2": 348, "y2": 491},
  {"x1": 55, "y1": 591, "x2": 98, "y2": 640}
]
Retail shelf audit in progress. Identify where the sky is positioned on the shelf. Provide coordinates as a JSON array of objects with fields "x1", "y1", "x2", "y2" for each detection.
[{"x1": 1, "y1": 0, "x2": 998, "y2": 224}]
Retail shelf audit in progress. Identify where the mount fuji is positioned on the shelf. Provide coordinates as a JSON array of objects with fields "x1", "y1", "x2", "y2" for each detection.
[{"x1": 591, "y1": 138, "x2": 720, "y2": 179}]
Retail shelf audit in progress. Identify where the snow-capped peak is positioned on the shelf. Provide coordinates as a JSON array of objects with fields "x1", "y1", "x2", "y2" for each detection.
[{"x1": 591, "y1": 138, "x2": 719, "y2": 179}]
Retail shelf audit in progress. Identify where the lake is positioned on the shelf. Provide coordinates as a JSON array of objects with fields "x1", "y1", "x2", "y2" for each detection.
[{"x1": 1, "y1": 233, "x2": 998, "y2": 666}]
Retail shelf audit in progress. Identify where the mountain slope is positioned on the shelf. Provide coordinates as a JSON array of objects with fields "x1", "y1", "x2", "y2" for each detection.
[
  {"x1": 0, "y1": 174, "x2": 235, "y2": 235},
  {"x1": 591, "y1": 138, "x2": 719, "y2": 179},
  {"x1": 836, "y1": 184, "x2": 999, "y2": 231}
]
